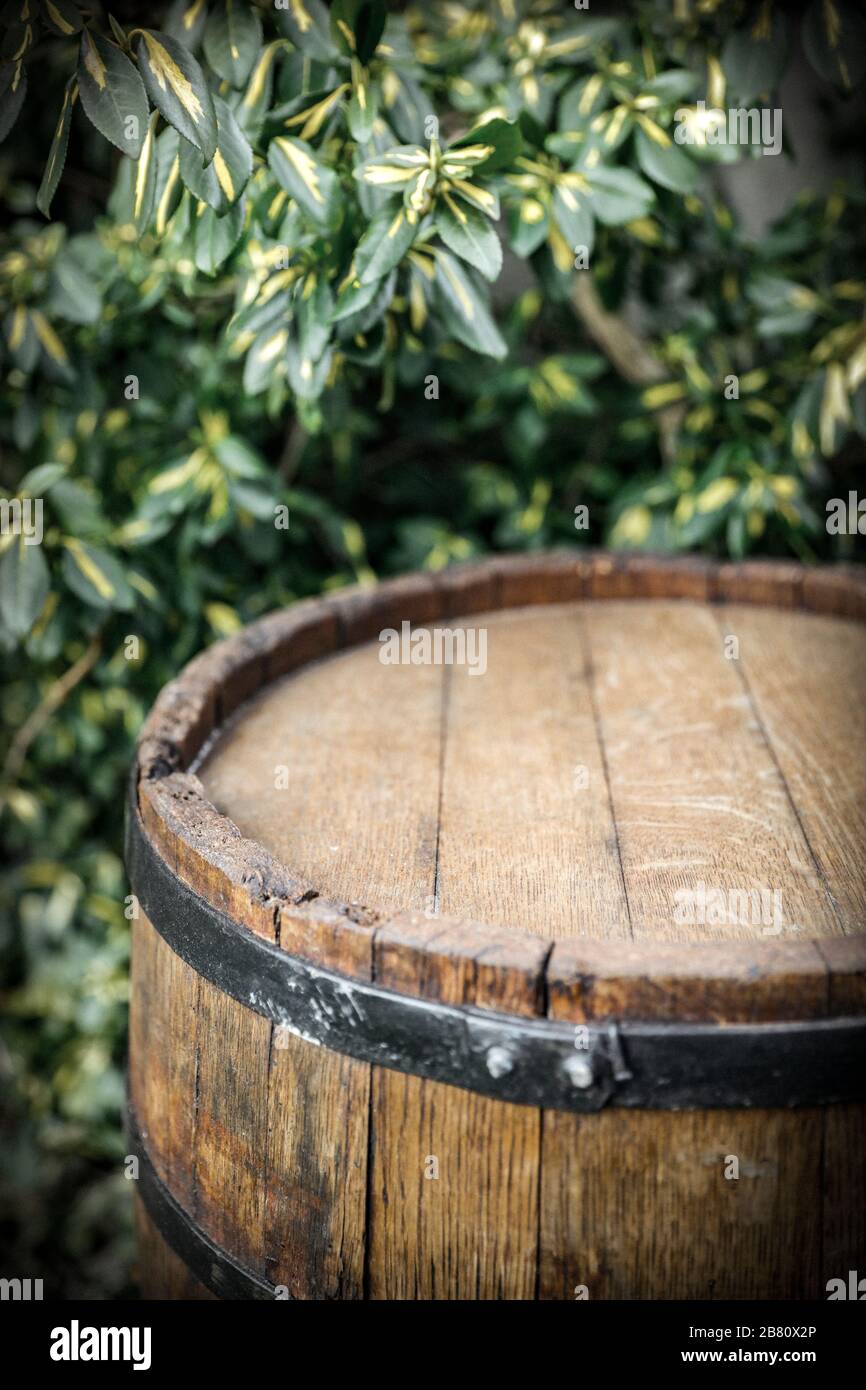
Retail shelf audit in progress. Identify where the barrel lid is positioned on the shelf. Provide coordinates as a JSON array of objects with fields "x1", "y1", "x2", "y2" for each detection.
[{"x1": 133, "y1": 553, "x2": 866, "y2": 1031}]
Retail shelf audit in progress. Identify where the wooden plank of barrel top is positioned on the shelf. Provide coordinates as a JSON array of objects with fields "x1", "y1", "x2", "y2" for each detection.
[{"x1": 125, "y1": 552, "x2": 866, "y2": 1301}]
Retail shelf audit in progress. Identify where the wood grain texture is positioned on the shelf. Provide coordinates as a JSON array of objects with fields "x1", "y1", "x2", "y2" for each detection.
[
  {"x1": 368, "y1": 923, "x2": 544, "y2": 1299},
  {"x1": 435, "y1": 608, "x2": 630, "y2": 939},
  {"x1": 265, "y1": 1031, "x2": 369, "y2": 1299},
  {"x1": 581, "y1": 600, "x2": 841, "y2": 942},
  {"x1": 129, "y1": 556, "x2": 866, "y2": 1300},
  {"x1": 368, "y1": 1068, "x2": 540, "y2": 1299},
  {"x1": 200, "y1": 599, "x2": 855, "y2": 948},
  {"x1": 191, "y1": 977, "x2": 272, "y2": 1275},
  {"x1": 721, "y1": 604, "x2": 866, "y2": 934},
  {"x1": 822, "y1": 1104, "x2": 866, "y2": 1291},
  {"x1": 135, "y1": 557, "x2": 866, "y2": 1014},
  {"x1": 546, "y1": 937, "x2": 829, "y2": 1023},
  {"x1": 539, "y1": 1107, "x2": 824, "y2": 1299},
  {"x1": 541, "y1": 927, "x2": 833, "y2": 1301},
  {"x1": 265, "y1": 883, "x2": 376, "y2": 1300},
  {"x1": 201, "y1": 640, "x2": 444, "y2": 918},
  {"x1": 129, "y1": 913, "x2": 198, "y2": 1205}
]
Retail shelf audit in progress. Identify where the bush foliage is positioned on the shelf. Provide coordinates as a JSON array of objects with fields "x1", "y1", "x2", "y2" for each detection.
[{"x1": 0, "y1": 0, "x2": 864, "y2": 1294}]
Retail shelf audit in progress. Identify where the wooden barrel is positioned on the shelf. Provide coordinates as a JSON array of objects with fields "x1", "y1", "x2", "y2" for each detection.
[{"x1": 127, "y1": 552, "x2": 866, "y2": 1300}]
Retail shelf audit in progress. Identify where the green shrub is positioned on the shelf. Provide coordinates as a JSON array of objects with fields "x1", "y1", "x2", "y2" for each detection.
[{"x1": 0, "y1": 0, "x2": 864, "y2": 1295}]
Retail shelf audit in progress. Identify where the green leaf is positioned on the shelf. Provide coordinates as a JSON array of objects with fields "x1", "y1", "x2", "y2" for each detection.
[
  {"x1": 286, "y1": 336, "x2": 333, "y2": 400},
  {"x1": 179, "y1": 96, "x2": 252, "y2": 212},
  {"x1": 135, "y1": 29, "x2": 218, "y2": 162},
  {"x1": 331, "y1": 268, "x2": 395, "y2": 323},
  {"x1": 642, "y1": 70, "x2": 698, "y2": 103},
  {"x1": 433, "y1": 249, "x2": 507, "y2": 359},
  {"x1": 50, "y1": 479, "x2": 107, "y2": 537},
  {"x1": 506, "y1": 198, "x2": 549, "y2": 257},
  {"x1": 3, "y1": 307, "x2": 38, "y2": 372},
  {"x1": 163, "y1": 0, "x2": 208, "y2": 49},
  {"x1": 447, "y1": 118, "x2": 522, "y2": 175},
  {"x1": 559, "y1": 75, "x2": 609, "y2": 133},
  {"x1": 727, "y1": 511, "x2": 747, "y2": 559},
  {"x1": 202, "y1": 0, "x2": 263, "y2": 88},
  {"x1": 229, "y1": 479, "x2": 279, "y2": 521},
  {"x1": 347, "y1": 75, "x2": 378, "y2": 143},
  {"x1": 108, "y1": 14, "x2": 129, "y2": 48},
  {"x1": 746, "y1": 273, "x2": 818, "y2": 334},
  {"x1": 274, "y1": 0, "x2": 336, "y2": 63},
  {"x1": 213, "y1": 437, "x2": 269, "y2": 479},
  {"x1": 802, "y1": 0, "x2": 866, "y2": 90},
  {"x1": 634, "y1": 129, "x2": 699, "y2": 194},
  {"x1": 236, "y1": 40, "x2": 280, "y2": 137},
  {"x1": 695, "y1": 476, "x2": 739, "y2": 514},
  {"x1": 243, "y1": 324, "x2": 288, "y2": 395},
  {"x1": 37, "y1": 81, "x2": 76, "y2": 218},
  {"x1": 78, "y1": 30, "x2": 149, "y2": 159},
  {"x1": 0, "y1": 60, "x2": 26, "y2": 143},
  {"x1": 590, "y1": 108, "x2": 635, "y2": 156},
  {"x1": 269, "y1": 84, "x2": 348, "y2": 142},
  {"x1": 585, "y1": 165, "x2": 655, "y2": 225},
  {"x1": 193, "y1": 196, "x2": 246, "y2": 274},
  {"x1": 437, "y1": 196, "x2": 502, "y2": 281},
  {"x1": 130, "y1": 111, "x2": 160, "y2": 235},
  {"x1": 331, "y1": 0, "x2": 386, "y2": 65},
  {"x1": 354, "y1": 203, "x2": 419, "y2": 285},
  {"x1": 382, "y1": 70, "x2": 426, "y2": 144},
  {"x1": 552, "y1": 183, "x2": 595, "y2": 254},
  {"x1": 43, "y1": 0, "x2": 83, "y2": 36},
  {"x1": 20, "y1": 463, "x2": 67, "y2": 495},
  {"x1": 446, "y1": 171, "x2": 500, "y2": 221},
  {"x1": 0, "y1": 535, "x2": 49, "y2": 639},
  {"x1": 354, "y1": 145, "x2": 430, "y2": 199},
  {"x1": 61, "y1": 540, "x2": 135, "y2": 611},
  {"x1": 153, "y1": 127, "x2": 183, "y2": 235},
  {"x1": 47, "y1": 245, "x2": 102, "y2": 324},
  {"x1": 757, "y1": 308, "x2": 818, "y2": 337},
  {"x1": 721, "y1": 17, "x2": 788, "y2": 103},
  {"x1": 12, "y1": 397, "x2": 40, "y2": 452},
  {"x1": 267, "y1": 136, "x2": 339, "y2": 227},
  {"x1": 545, "y1": 18, "x2": 621, "y2": 63},
  {"x1": 296, "y1": 277, "x2": 334, "y2": 361}
]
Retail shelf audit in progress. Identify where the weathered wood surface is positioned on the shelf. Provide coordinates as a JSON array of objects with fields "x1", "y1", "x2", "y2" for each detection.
[
  {"x1": 369, "y1": 915, "x2": 547, "y2": 1299},
  {"x1": 200, "y1": 600, "x2": 862, "y2": 947},
  {"x1": 128, "y1": 555, "x2": 866, "y2": 1300},
  {"x1": 721, "y1": 604, "x2": 866, "y2": 932},
  {"x1": 539, "y1": 1106, "x2": 824, "y2": 1299}
]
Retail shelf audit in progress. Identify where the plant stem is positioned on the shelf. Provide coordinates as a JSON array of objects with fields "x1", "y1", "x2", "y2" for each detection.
[
  {"x1": 571, "y1": 273, "x2": 684, "y2": 464},
  {"x1": 2, "y1": 633, "x2": 102, "y2": 790}
]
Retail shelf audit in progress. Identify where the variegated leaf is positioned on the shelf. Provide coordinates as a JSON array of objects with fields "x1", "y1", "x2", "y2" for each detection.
[{"x1": 136, "y1": 29, "x2": 217, "y2": 162}]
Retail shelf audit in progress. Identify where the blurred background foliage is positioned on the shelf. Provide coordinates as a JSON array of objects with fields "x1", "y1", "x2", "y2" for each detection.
[{"x1": 1, "y1": 0, "x2": 864, "y2": 1297}]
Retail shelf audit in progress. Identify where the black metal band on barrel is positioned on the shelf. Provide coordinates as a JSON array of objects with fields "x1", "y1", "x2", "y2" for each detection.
[
  {"x1": 125, "y1": 788, "x2": 866, "y2": 1113},
  {"x1": 128, "y1": 1108, "x2": 279, "y2": 1300}
]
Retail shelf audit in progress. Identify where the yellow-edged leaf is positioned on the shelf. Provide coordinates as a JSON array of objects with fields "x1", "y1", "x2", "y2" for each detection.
[{"x1": 136, "y1": 29, "x2": 217, "y2": 161}]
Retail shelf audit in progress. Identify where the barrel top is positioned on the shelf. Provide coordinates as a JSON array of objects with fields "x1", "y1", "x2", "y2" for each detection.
[{"x1": 134, "y1": 553, "x2": 866, "y2": 1023}]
